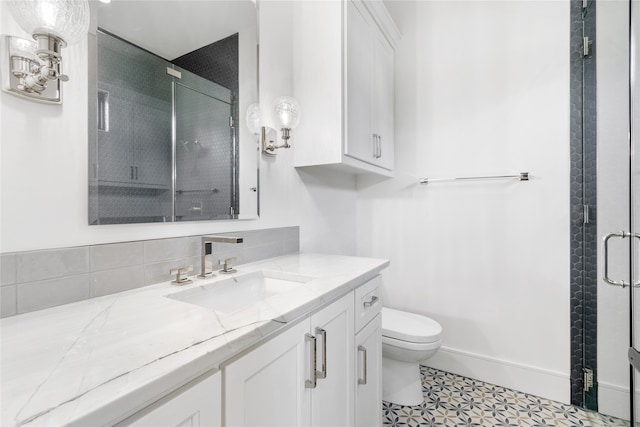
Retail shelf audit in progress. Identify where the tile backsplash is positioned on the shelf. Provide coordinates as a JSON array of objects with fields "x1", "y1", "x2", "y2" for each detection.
[{"x1": 0, "y1": 227, "x2": 299, "y2": 318}]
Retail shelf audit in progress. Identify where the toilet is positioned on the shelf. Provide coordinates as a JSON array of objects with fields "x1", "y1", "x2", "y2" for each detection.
[{"x1": 382, "y1": 307, "x2": 442, "y2": 406}]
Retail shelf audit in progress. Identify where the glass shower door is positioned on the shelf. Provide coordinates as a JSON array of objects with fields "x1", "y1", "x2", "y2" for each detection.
[
  {"x1": 632, "y1": 0, "x2": 640, "y2": 423},
  {"x1": 601, "y1": 0, "x2": 639, "y2": 422},
  {"x1": 174, "y1": 79, "x2": 235, "y2": 221}
]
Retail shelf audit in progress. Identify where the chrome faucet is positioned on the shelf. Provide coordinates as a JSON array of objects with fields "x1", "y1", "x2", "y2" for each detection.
[{"x1": 198, "y1": 235, "x2": 243, "y2": 278}]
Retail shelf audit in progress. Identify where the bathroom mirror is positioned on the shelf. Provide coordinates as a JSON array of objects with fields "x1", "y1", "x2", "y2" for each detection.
[{"x1": 88, "y1": 0, "x2": 259, "y2": 225}]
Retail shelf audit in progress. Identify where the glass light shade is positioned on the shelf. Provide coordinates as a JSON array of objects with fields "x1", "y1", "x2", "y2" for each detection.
[
  {"x1": 246, "y1": 103, "x2": 261, "y2": 135},
  {"x1": 8, "y1": 0, "x2": 90, "y2": 46},
  {"x1": 272, "y1": 96, "x2": 301, "y2": 130}
]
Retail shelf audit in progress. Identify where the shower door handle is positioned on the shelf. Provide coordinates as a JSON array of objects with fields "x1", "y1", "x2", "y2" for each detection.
[{"x1": 602, "y1": 231, "x2": 640, "y2": 287}]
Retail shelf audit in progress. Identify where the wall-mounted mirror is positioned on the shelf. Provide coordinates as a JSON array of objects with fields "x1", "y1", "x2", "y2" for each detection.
[{"x1": 88, "y1": 0, "x2": 259, "y2": 225}]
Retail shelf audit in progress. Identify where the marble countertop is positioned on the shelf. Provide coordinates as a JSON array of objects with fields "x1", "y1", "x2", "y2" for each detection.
[{"x1": 1, "y1": 253, "x2": 388, "y2": 427}]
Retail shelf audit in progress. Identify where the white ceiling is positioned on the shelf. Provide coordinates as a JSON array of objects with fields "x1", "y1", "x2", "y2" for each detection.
[{"x1": 97, "y1": 0, "x2": 256, "y2": 60}]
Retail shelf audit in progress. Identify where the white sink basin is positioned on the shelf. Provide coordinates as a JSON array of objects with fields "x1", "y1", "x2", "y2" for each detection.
[{"x1": 166, "y1": 270, "x2": 314, "y2": 315}]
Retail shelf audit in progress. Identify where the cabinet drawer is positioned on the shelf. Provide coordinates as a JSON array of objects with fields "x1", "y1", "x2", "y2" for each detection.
[{"x1": 355, "y1": 276, "x2": 381, "y2": 332}]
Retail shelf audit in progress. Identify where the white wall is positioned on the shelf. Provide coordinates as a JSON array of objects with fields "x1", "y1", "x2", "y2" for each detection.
[
  {"x1": 596, "y1": 0, "x2": 632, "y2": 420},
  {"x1": 0, "y1": 1, "x2": 358, "y2": 255},
  {"x1": 358, "y1": 0, "x2": 571, "y2": 402}
]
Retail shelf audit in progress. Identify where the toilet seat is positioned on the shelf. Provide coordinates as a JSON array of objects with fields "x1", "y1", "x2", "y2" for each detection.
[
  {"x1": 382, "y1": 335, "x2": 441, "y2": 351},
  {"x1": 382, "y1": 307, "x2": 442, "y2": 344}
]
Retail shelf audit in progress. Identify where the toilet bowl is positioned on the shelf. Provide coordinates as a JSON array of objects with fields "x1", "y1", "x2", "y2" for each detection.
[{"x1": 382, "y1": 307, "x2": 442, "y2": 406}]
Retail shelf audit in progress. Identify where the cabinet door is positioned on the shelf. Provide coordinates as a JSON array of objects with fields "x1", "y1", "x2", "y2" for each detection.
[
  {"x1": 371, "y1": 31, "x2": 395, "y2": 171},
  {"x1": 355, "y1": 314, "x2": 382, "y2": 427},
  {"x1": 97, "y1": 93, "x2": 134, "y2": 184},
  {"x1": 224, "y1": 319, "x2": 312, "y2": 427},
  {"x1": 345, "y1": 0, "x2": 374, "y2": 164},
  {"x1": 310, "y1": 293, "x2": 355, "y2": 427},
  {"x1": 123, "y1": 370, "x2": 221, "y2": 427}
]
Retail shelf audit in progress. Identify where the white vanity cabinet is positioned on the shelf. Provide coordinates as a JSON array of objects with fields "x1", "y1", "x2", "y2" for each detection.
[
  {"x1": 120, "y1": 370, "x2": 221, "y2": 427},
  {"x1": 354, "y1": 276, "x2": 382, "y2": 427},
  {"x1": 292, "y1": 0, "x2": 400, "y2": 177},
  {"x1": 223, "y1": 293, "x2": 355, "y2": 426}
]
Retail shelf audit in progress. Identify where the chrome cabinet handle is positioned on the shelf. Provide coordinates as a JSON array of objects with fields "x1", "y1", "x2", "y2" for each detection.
[
  {"x1": 135, "y1": 166, "x2": 138, "y2": 180},
  {"x1": 374, "y1": 135, "x2": 380, "y2": 159},
  {"x1": 363, "y1": 295, "x2": 379, "y2": 308},
  {"x1": 315, "y1": 327, "x2": 327, "y2": 380},
  {"x1": 602, "y1": 231, "x2": 640, "y2": 287},
  {"x1": 377, "y1": 135, "x2": 382, "y2": 158},
  {"x1": 305, "y1": 333, "x2": 317, "y2": 389},
  {"x1": 372, "y1": 134, "x2": 378, "y2": 158},
  {"x1": 357, "y1": 345, "x2": 367, "y2": 385}
]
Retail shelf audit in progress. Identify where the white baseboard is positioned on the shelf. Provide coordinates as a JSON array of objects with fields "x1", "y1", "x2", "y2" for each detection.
[
  {"x1": 598, "y1": 380, "x2": 631, "y2": 421},
  {"x1": 425, "y1": 346, "x2": 570, "y2": 404}
]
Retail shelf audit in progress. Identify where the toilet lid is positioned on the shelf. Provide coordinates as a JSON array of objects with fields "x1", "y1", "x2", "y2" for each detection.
[{"x1": 382, "y1": 307, "x2": 442, "y2": 344}]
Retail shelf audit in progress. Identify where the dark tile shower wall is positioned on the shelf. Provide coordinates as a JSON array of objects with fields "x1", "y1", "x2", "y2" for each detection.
[
  {"x1": 569, "y1": 0, "x2": 598, "y2": 409},
  {"x1": 0, "y1": 227, "x2": 300, "y2": 319},
  {"x1": 173, "y1": 34, "x2": 239, "y2": 95}
]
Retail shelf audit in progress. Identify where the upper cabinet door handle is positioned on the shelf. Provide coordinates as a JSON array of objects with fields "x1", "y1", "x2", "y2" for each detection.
[{"x1": 372, "y1": 134, "x2": 378, "y2": 158}]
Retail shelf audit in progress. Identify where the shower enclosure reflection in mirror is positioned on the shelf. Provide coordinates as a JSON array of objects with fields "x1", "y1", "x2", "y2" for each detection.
[{"x1": 88, "y1": 0, "x2": 259, "y2": 225}]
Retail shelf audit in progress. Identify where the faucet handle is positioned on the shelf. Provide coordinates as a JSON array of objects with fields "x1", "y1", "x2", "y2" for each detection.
[
  {"x1": 218, "y1": 257, "x2": 237, "y2": 274},
  {"x1": 170, "y1": 265, "x2": 193, "y2": 285}
]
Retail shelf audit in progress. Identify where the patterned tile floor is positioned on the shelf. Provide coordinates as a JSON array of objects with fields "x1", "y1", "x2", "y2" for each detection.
[{"x1": 383, "y1": 366, "x2": 630, "y2": 427}]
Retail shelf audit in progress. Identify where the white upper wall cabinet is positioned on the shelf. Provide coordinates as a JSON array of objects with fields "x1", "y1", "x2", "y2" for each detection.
[{"x1": 293, "y1": 0, "x2": 400, "y2": 176}]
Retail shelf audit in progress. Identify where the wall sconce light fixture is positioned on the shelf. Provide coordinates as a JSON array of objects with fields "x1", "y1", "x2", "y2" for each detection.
[
  {"x1": 261, "y1": 96, "x2": 300, "y2": 156},
  {"x1": 2, "y1": 0, "x2": 90, "y2": 104},
  {"x1": 245, "y1": 97, "x2": 301, "y2": 157},
  {"x1": 272, "y1": 96, "x2": 300, "y2": 147}
]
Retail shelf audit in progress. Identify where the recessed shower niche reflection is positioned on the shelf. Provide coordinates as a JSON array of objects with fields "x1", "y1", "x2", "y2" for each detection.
[{"x1": 88, "y1": 0, "x2": 258, "y2": 225}]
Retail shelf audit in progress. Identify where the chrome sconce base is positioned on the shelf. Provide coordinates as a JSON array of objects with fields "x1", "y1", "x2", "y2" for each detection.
[
  {"x1": 1, "y1": 35, "x2": 66, "y2": 104},
  {"x1": 261, "y1": 126, "x2": 291, "y2": 156}
]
